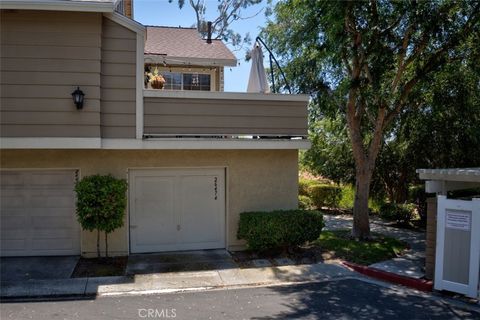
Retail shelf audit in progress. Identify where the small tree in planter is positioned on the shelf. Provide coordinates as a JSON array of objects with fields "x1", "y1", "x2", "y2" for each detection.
[{"x1": 75, "y1": 174, "x2": 128, "y2": 258}]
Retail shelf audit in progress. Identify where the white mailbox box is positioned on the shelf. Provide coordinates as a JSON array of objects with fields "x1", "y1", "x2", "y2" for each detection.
[{"x1": 435, "y1": 196, "x2": 480, "y2": 298}]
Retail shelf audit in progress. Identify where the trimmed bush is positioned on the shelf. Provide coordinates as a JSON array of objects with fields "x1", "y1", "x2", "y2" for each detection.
[
  {"x1": 299, "y1": 178, "x2": 320, "y2": 196},
  {"x1": 379, "y1": 203, "x2": 417, "y2": 225},
  {"x1": 237, "y1": 210, "x2": 324, "y2": 251},
  {"x1": 75, "y1": 174, "x2": 128, "y2": 257},
  {"x1": 309, "y1": 184, "x2": 342, "y2": 208},
  {"x1": 299, "y1": 195, "x2": 314, "y2": 209}
]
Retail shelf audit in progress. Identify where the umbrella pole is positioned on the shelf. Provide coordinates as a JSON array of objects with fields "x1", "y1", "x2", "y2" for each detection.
[
  {"x1": 255, "y1": 36, "x2": 292, "y2": 94},
  {"x1": 269, "y1": 54, "x2": 275, "y2": 93}
]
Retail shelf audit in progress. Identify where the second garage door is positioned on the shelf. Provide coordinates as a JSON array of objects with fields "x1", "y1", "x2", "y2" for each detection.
[
  {"x1": 0, "y1": 170, "x2": 80, "y2": 256},
  {"x1": 129, "y1": 168, "x2": 225, "y2": 253}
]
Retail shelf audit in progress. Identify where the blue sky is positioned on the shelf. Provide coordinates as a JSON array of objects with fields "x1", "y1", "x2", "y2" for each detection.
[{"x1": 134, "y1": 0, "x2": 272, "y2": 92}]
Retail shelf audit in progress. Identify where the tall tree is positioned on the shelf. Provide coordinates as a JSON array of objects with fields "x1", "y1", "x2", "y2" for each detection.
[
  {"x1": 170, "y1": 0, "x2": 264, "y2": 49},
  {"x1": 264, "y1": 0, "x2": 480, "y2": 239}
]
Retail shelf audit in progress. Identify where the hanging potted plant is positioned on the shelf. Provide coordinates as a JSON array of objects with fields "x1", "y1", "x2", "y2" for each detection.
[{"x1": 147, "y1": 66, "x2": 166, "y2": 89}]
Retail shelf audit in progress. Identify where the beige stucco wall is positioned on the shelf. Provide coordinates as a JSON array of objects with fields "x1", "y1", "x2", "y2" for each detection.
[{"x1": 0, "y1": 149, "x2": 298, "y2": 256}]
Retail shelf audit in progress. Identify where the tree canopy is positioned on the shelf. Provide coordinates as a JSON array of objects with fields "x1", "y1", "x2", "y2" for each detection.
[
  {"x1": 170, "y1": 0, "x2": 265, "y2": 49},
  {"x1": 263, "y1": 0, "x2": 480, "y2": 238}
]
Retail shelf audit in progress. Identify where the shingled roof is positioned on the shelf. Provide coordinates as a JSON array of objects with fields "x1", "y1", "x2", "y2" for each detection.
[{"x1": 145, "y1": 26, "x2": 237, "y2": 66}]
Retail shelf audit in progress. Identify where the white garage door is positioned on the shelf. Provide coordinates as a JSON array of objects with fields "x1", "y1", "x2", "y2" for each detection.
[
  {"x1": 129, "y1": 168, "x2": 225, "y2": 253},
  {"x1": 0, "y1": 170, "x2": 80, "y2": 256}
]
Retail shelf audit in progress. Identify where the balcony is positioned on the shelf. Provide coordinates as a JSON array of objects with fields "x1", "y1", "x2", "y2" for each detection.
[{"x1": 142, "y1": 90, "x2": 309, "y2": 139}]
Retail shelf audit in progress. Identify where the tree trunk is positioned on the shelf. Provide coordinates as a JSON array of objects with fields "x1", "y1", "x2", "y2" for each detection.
[
  {"x1": 352, "y1": 169, "x2": 372, "y2": 239},
  {"x1": 105, "y1": 232, "x2": 108, "y2": 258},
  {"x1": 96, "y1": 229, "x2": 100, "y2": 258}
]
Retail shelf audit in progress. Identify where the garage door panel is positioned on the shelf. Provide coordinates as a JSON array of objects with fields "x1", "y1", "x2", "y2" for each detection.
[
  {"x1": 130, "y1": 168, "x2": 225, "y2": 253},
  {"x1": 30, "y1": 172, "x2": 75, "y2": 187},
  {"x1": 30, "y1": 196, "x2": 74, "y2": 209},
  {"x1": 179, "y1": 175, "x2": 224, "y2": 246},
  {"x1": 0, "y1": 172, "x2": 25, "y2": 188},
  {"x1": 1, "y1": 239, "x2": 26, "y2": 251},
  {"x1": 33, "y1": 228, "x2": 73, "y2": 239},
  {"x1": 31, "y1": 239, "x2": 76, "y2": 250},
  {"x1": 1, "y1": 229, "x2": 26, "y2": 240},
  {"x1": 29, "y1": 208, "x2": 74, "y2": 218},
  {"x1": 31, "y1": 216, "x2": 74, "y2": 228},
  {"x1": 1, "y1": 215, "x2": 28, "y2": 229},
  {"x1": 0, "y1": 170, "x2": 80, "y2": 256},
  {"x1": 132, "y1": 176, "x2": 177, "y2": 249},
  {"x1": 1, "y1": 194, "x2": 26, "y2": 209}
]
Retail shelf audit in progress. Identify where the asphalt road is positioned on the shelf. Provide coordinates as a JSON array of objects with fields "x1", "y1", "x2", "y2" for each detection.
[{"x1": 1, "y1": 279, "x2": 479, "y2": 320}]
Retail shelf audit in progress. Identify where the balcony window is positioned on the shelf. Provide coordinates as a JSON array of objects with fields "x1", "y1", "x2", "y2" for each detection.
[{"x1": 145, "y1": 65, "x2": 215, "y2": 91}]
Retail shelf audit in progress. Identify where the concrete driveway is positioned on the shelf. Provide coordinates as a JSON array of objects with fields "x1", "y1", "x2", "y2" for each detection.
[
  {"x1": 0, "y1": 256, "x2": 79, "y2": 282},
  {"x1": 126, "y1": 250, "x2": 237, "y2": 275}
]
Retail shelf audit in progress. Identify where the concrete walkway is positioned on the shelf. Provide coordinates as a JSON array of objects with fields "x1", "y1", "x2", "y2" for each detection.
[
  {"x1": 0, "y1": 262, "x2": 356, "y2": 299},
  {"x1": 323, "y1": 214, "x2": 426, "y2": 278}
]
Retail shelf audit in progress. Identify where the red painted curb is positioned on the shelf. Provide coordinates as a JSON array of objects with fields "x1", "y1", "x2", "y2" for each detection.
[{"x1": 342, "y1": 261, "x2": 433, "y2": 292}]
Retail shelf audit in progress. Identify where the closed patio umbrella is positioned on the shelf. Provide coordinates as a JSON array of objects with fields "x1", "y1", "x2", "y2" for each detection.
[{"x1": 247, "y1": 43, "x2": 270, "y2": 93}]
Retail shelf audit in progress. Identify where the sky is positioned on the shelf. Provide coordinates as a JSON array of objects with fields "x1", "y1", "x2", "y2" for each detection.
[{"x1": 134, "y1": 0, "x2": 272, "y2": 92}]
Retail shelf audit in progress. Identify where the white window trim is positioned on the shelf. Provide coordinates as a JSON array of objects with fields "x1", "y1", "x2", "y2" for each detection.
[{"x1": 145, "y1": 66, "x2": 217, "y2": 92}]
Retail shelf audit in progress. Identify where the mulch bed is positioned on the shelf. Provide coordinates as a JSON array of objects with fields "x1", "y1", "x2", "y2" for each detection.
[{"x1": 71, "y1": 256, "x2": 128, "y2": 278}]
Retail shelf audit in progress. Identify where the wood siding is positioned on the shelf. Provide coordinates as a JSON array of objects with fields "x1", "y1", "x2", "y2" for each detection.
[
  {"x1": 143, "y1": 97, "x2": 308, "y2": 136},
  {"x1": 0, "y1": 10, "x2": 102, "y2": 138},
  {"x1": 100, "y1": 18, "x2": 137, "y2": 139}
]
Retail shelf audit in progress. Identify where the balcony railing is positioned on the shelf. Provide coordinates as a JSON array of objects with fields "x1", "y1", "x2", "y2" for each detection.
[{"x1": 143, "y1": 90, "x2": 309, "y2": 139}]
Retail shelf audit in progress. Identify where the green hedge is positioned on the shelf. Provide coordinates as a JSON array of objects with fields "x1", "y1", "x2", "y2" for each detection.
[
  {"x1": 237, "y1": 210, "x2": 324, "y2": 251},
  {"x1": 299, "y1": 178, "x2": 320, "y2": 196},
  {"x1": 298, "y1": 195, "x2": 314, "y2": 209},
  {"x1": 379, "y1": 203, "x2": 417, "y2": 225},
  {"x1": 309, "y1": 184, "x2": 342, "y2": 208}
]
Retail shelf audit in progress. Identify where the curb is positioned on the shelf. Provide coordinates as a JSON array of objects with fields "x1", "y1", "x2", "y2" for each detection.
[{"x1": 341, "y1": 261, "x2": 433, "y2": 292}]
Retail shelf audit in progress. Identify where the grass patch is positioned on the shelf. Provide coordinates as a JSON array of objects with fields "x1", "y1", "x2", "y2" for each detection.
[{"x1": 314, "y1": 229, "x2": 408, "y2": 265}]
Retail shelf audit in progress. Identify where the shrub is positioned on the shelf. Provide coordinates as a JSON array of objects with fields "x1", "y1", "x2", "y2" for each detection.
[
  {"x1": 309, "y1": 184, "x2": 342, "y2": 208},
  {"x1": 75, "y1": 174, "x2": 128, "y2": 257},
  {"x1": 299, "y1": 195, "x2": 314, "y2": 209},
  {"x1": 237, "y1": 210, "x2": 324, "y2": 251},
  {"x1": 379, "y1": 203, "x2": 417, "y2": 225},
  {"x1": 299, "y1": 178, "x2": 320, "y2": 196},
  {"x1": 408, "y1": 185, "x2": 428, "y2": 223},
  {"x1": 338, "y1": 184, "x2": 355, "y2": 209}
]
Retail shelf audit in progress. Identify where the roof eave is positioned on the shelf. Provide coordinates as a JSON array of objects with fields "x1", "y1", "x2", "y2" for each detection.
[
  {"x1": 145, "y1": 54, "x2": 237, "y2": 67},
  {"x1": 0, "y1": 0, "x2": 117, "y2": 12}
]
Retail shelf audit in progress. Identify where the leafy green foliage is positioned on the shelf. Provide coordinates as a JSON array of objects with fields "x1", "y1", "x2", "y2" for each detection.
[
  {"x1": 75, "y1": 175, "x2": 127, "y2": 257},
  {"x1": 298, "y1": 195, "x2": 313, "y2": 210},
  {"x1": 298, "y1": 178, "x2": 322, "y2": 196},
  {"x1": 264, "y1": 0, "x2": 480, "y2": 238},
  {"x1": 302, "y1": 116, "x2": 355, "y2": 184},
  {"x1": 309, "y1": 184, "x2": 342, "y2": 209},
  {"x1": 237, "y1": 210, "x2": 324, "y2": 251},
  {"x1": 316, "y1": 230, "x2": 407, "y2": 265},
  {"x1": 379, "y1": 203, "x2": 417, "y2": 225}
]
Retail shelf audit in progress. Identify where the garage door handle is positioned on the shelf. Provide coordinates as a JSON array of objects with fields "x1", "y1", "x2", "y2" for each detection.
[
  {"x1": 177, "y1": 224, "x2": 181, "y2": 231},
  {"x1": 130, "y1": 225, "x2": 137, "y2": 229}
]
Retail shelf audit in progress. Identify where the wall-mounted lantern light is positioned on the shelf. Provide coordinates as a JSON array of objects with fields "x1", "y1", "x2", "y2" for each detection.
[{"x1": 71, "y1": 87, "x2": 85, "y2": 109}]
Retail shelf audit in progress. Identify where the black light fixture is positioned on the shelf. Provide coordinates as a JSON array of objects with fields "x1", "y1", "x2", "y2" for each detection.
[{"x1": 71, "y1": 86, "x2": 85, "y2": 109}]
